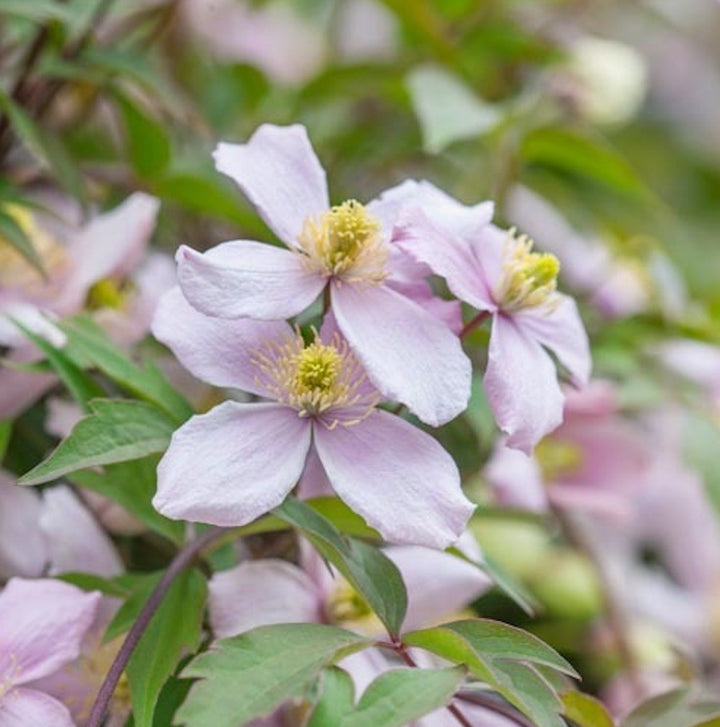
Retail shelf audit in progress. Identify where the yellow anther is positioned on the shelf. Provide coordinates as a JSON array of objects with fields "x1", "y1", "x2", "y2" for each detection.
[
  {"x1": 535, "y1": 438, "x2": 583, "y2": 482},
  {"x1": 495, "y1": 230, "x2": 560, "y2": 312},
  {"x1": 297, "y1": 200, "x2": 387, "y2": 283},
  {"x1": 291, "y1": 341, "x2": 341, "y2": 396},
  {"x1": 325, "y1": 579, "x2": 383, "y2": 635},
  {"x1": 85, "y1": 278, "x2": 129, "y2": 311},
  {"x1": 0, "y1": 204, "x2": 67, "y2": 289}
]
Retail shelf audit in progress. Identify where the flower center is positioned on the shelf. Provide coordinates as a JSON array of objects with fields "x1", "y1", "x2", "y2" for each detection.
[
  {"x1": 296, "y1": 200, "x2": 387, "y2": 283},
  {"x1": 0, "y1": 204, "x2": 67, "y2": 290},
  {"x1": 85, "y1": 278, "x2": 133, "y2": 311},
  {"x1": 535, "y1": 437, "x2": 583, "y2": 482},
  {"x1": 494, "y1": 230, "x2": 560, "y2": 312},
  {"x1": 250, "y1": 330, "x2": 378, "y2": 427},
  {"x1": 325, "y1": 579, "x2": 383, "y2": 635}
]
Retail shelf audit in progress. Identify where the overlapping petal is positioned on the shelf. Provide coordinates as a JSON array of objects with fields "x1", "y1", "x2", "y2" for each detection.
[
  {"x1": 214, "y1": 124, "x2": 329, "y2": 246},
  {"x1": 177, "y1": 241, "x2": 324, "y2": 320},
  {"x1": 154, "y1": 402, "x2": 312, "y2": 526},
  {"x1": 331, "y1": 282, "x2": 471, "y2": 426},
  {"x1": 153, "y1": 285, "x2": 292, "y2": 396},
  {"x1": 313, "y1": 410, "x2": 474, "y2": 547},
  {"x1": 0, "y1": 688, "x2": 75, "y2": 727},
  {"x1": 485, "y1": 315, "x2": 564, "y2": 454}
]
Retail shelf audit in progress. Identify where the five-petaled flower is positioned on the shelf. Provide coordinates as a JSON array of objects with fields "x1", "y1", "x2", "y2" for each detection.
[{"x1": 152, "y1": 287, "x2": 475, "y2": 548}]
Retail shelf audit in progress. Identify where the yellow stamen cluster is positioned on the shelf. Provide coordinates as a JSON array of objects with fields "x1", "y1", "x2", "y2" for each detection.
[
  {"x1": 297, "y1": 200, "x2": 387, "y2": 283},
  {"x1": 85, "y1": 278, "x2": 131, "y2": 311},
  {"x1": 251, "y1": 330, "x2": 378, "y2": 426},
  {"x1": 495, "y1": 230, "x2": 560, "y2": 312},
  {"x1": 0, "y1": 204, "x2": 67, "y2": 289},
  {"x1": 535, "y1": 438, "x2": 583, "y2": 482},
  {"x1": 325, "y1": 579, "x2": 383, "y2": 635}
]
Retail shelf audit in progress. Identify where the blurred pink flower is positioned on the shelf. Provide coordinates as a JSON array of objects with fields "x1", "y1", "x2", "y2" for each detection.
[
  {"x1": 485, "y1": 380, "x2": 651, "y2": 519},
  {"x1": 153, "y1": 289, "x2": 473, "y2": 547},
  {"x1": 0, "y1": 578, "x2": 100, "y2": 727},
  {"x1": 176, "y1": 124, "x2": 470, "y2": 426},
  {"x1": 0, "y1": 193, "x2": 161, "y2": 418},
  {"x1": 394, "y1": 181, "x2": 591, "y2": 452}
]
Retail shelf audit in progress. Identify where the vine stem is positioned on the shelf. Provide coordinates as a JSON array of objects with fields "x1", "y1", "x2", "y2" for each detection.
[
  {"x1": 460, "y1": 311, "x2": 491, "y2": 340},
  {"x1": 84, "y1": 526, "x2": 228, "y2": 727}
]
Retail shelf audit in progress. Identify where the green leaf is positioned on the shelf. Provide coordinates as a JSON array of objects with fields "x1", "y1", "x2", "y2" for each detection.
[
  {"x1": 0, "y1": 421, "x2": 11, "y2": 463},
  {"x1": 128, "y1": 569, "x2": 207, "y2": 727},
  {"x1": 407, "y1": 64, "x2": 503, "y2": 153},
  {"x1": 13, "y1": 320, "x2": 105, "y2": 410},
  {"x1": 70, "y1": 456, "x2": 184, "y2": 544},
  {"x1": 307, "y1": 666, "x2": 465, "y2": 727},
  {"x1": 275, "y1": 498, "x2": 407, "y2": 637},
  {"x1": 113, "y1": 92, "x2": 171, "y2": 180},
  {"x1": 176, "y1": 624, "x2": 370, "y2": 727},
  {"x1": 521, "y1": 127, "x2": 649, "y2": 200},
  {"x1": 61, "y1": 315, "x2": 192, "y2": 424},
  {"x1": 404, "y1": 619, "x2": 576, "y2": 727},
  {"x1": 0, "y1": 207, "x2": 46, "y2": 279},
  {"x1": 106, "y1": 572, "x2": 163, "y2": 642},
  {"x1": 0, "y1": 0, "x2": 74, "y2": 22},
  {"x1": 622, "y1": 688, "x2": 720, "y2": 727},
  {"x1": 20, "y1": 399, "x2": 175, "y2": 485},
  {"x1": 562, "y1": 690, "x2": 615, "y2": 727},
  {"x1": 308, "y1": 497, "x2": 380, "y2": 539}
]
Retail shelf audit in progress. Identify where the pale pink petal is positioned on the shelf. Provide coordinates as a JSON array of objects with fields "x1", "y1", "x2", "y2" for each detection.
[
  {"x1": 0, "y1": 688, "x2": 75, "y2": 727},
  {"x1": 485, "y1": 315, "x2": 564, "y2": 454},
  {"x1": 0, "y1": 362, "x2": 56, "y2": 420},
  {"x1": 562, "y1": 380, "x2": 618, "y2": 417},
  {"x1": 177, "y1": 241, "x2": 324, "y2": 320},
  {"x1": 547, "y1": 484, "x2": 630, "y2": 520},
  {"x1": 338, "y1": 648, "x2": 391, "y2": 694},
  {"x1": 471, "y1": 223, "x2": 509, "y2": 295},
  {"x1": 0, "y1": 302, "x2": 65, "y2": 348},
  {"x1": 153, "y1": 286, "x2": 292, "y2": 396},
  {"x1": 515, "y1": 296, "x2": 591, "y2": 387},
  {"x1": 0, "y1": 472, "x2": 46, "y2": 579},
  {"x1": 213, "y1": 125, "x2": 329, "y2": 247},
  {"x1": 394, "y1": 207, "x2": 494, "y2": 311},
  {"x1": 385, "y1": 545, "x2": 490, "y2": 631},
  {"x1": 154, "y1": 402, "x2": 311, "y2": 526},
  {"x1": 484, "y1": 444, "x2": 548, "y2": 512},
  {"x1": 331, "y1": 283, "x2": 471, "y2": 426},
  {"x1": 40, "y1": 486, "x2": 123, "y2": 577},
  {"x1": 209, "y1": 560, "x2": 321, "y2": 638},
  {"x1": 45, "y1": 396, "x2": 83, "y2": 439},
  {"x1": 313, "y1": 411, "x2": 474, "y2": 548},
  {"x1": 296, "y1": 447, "x2": 333, "y2": 498},
  {"x1": 0, "y1": 578, "x2": 100, "y2": 684},
  {"x1": 64, "y1": 193, "x2": 159, "y2": 301}
]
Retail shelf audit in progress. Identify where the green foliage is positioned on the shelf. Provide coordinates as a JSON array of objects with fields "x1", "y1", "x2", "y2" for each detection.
[
  {"x1": 621, "y1": 688, "x2": 720, "y2": 727},
  {"x1": 307, "y1": 665, "x2": 466, "y2": 727},
  {"x1": 405, "y1": 619, "x2": 577, "y2": 727},
  {"x1": 0, "y1": 206, "x2": 47, "y2": 278},
  {"x1": 562, "y1": 690, "x2": 615, "y2": 727},
  {"x1": 176, "y1": 624, "x2": 370, "y2": 727},
  {"x1": 275, "y1": 498, "x2": 408, "y2": 638},
  {"x1": 19, "y1": 398, "x2": 175, "y2": 485}
]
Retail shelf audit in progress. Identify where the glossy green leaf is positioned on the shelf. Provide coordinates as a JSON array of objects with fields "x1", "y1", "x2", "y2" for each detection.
[
  {"x1": 0, "y1": 421, "x2": 11, "y2": 463},
  {"x1": 0, "y1": 207, "x2": 46, "y2": 279},
  {"x1": 275, "y1": 498, "x2": 407, "y2": 637},
  {"x1": 128, "y1": 569, "x2": 207, "y2": 727},
  {"x1": 307, "y1": 665, "x2": 465, "y2": 727},
  {"x1": 61, "y1": 315, "x2": 192, "y2": 424},
  {"x1": 562, "y1": 690, "x2": 615, "y2": 727},
  {"x1": 622, "y1": 688, "x2": 720, "y2": 727},
  {"x1": 176, "y1": 624, "x2": 370, "y2": 727},
  {"x1": 407, "y1": 64, "x2": 503, "y2": 153},
  {"x1": 19, "y1": 399, "x2": 175, "y2": 485}
]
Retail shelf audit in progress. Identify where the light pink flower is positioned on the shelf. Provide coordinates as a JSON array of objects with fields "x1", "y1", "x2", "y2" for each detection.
[
  {"x1": 0, "y1": 193, "x2": 160, "y2": 418},
  {"x1": 153, "y1": 287, "x2": 474, "y2": 547},
  {"x1": 485, "y1": 381, "x2": 651, "y2": 519},
  {"x1": 0, "y1": 578, "x2": 100, "y2": 727},
  {"x1": 394, "y1": 181, "x2": 591, "y2": 452},
  {"x1": 176, "y1": 124, "x2": 471, "y2": 427}
]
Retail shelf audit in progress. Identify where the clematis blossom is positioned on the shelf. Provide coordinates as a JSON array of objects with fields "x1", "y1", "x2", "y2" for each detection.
[
  {"x1": 0, "y1": 578, "x2": 100, "y2": 727},
  {"x1": 152, "y1": 287, "x2": 474, "y2": 547},
  {"x1": 393, "y1": 180, "x2": 591, "y2": 452},
  {"x1": 485, "y1": 381, "x2": 652, "y2": 519},
  {"x1": 0, "y1": 192, "x2": 162, "y2": 418},
  {"x1": 175, "y1": 123, "x2": 470, "y2": 427}
]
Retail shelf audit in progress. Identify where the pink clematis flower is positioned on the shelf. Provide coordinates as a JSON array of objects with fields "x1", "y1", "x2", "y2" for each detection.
[
  {"x1": 175, "y1": 124, "x2": 471, "y2": 427},
  {"x1": 393, "y1": 180, "x2": 591, "y2": 452},
  {"x1": 485, "y1": 381, "x2": 651, "y2": 519},
  {"x1": 0, "y1": 578, "x2": 100, "y2": 727},
  {"x1": 152, "y1": 287, "x2": 474, "y2": 547},
  {"x1": 0, "y1": 192, "x2": 161, "y2": 419}
]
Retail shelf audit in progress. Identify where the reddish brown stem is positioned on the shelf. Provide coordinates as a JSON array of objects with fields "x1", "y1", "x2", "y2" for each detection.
[{"x1": 460, "y1": 311, "x2": 491, "y2": 339}]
